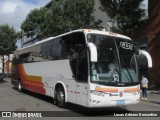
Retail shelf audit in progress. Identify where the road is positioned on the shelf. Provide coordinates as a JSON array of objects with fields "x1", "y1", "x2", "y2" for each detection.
[{"x1": 0, "y1": 78, "x2": 159, "y2": 120}]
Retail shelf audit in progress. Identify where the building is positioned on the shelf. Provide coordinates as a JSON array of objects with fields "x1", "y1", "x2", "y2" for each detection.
[
  {"x1": 45, "y1": 0, "x2": 110, "y2": 27},
  {"x1": 0, "y1": 55, "x2": 13, "y2": 75},
  {"x1": 134, "y1": 0, "x2": 160, "y2": 89}
]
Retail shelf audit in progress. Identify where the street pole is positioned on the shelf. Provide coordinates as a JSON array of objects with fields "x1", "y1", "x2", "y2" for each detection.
[{"x1": 21, "y1": 30, "x2": 24, "y2": 48}]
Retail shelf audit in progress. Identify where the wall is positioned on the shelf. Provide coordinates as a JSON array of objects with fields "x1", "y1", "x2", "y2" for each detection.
[{"x1": 0, "y1": 55, "x2": 13, "y2": 74}]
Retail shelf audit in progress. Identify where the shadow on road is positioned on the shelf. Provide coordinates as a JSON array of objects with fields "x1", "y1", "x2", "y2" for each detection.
[
  {"x1": 65, "y1": 103, "x2": 131, "y2": 116},
  {"x1": 12, "y1": 87, "x2": 56, "y2": 103},
  {"x1": 12, "y1": 88, "x2": 131, "y2": 116}
]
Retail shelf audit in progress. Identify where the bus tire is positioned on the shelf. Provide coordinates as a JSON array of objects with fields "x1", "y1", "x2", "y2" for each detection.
[
  {"x1": 55, "y1": 87, "x2": 66, "y2": 108},
  {"x1": 17, "y1": 80, "x2": 23, "y2": 92}
]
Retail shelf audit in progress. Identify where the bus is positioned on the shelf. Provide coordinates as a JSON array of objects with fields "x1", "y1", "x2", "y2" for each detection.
[{"x1": 11, "y1": 29, "x2": 152, "y2": 108}]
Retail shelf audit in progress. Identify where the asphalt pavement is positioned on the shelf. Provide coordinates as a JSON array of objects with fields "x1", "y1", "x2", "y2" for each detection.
[{"x1": 0, "y1": 78, "x2": 159, "y2": 120}]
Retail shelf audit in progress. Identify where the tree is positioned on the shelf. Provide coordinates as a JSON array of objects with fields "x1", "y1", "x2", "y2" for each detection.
[
  {"x1": 21, "y1": 7, "x2": 52, "y2": 39},
  {"x1": 21, "y1": 0, "x2": 102, "y2": 39},
  {"x1": 0, "y1": 24, "x2": 17, "y2": 75},
  {"x1": 57, "y1": 0, "x2": 102, "y2": 30},
  {"x1": 100, "y1": 0, "x2": 147, "y2": 37}
]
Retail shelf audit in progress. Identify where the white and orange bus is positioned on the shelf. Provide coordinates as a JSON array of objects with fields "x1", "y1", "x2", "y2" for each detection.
[{"x1": 11, "y1": 29, "x2": 152, "y2": 108}]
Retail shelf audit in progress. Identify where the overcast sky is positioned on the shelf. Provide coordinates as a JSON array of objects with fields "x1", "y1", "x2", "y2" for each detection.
[{"x1": 0, "y1": 0, "x2": 51, "y2": 31}]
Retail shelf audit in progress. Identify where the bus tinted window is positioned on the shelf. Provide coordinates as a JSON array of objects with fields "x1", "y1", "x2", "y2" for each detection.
[{"x1": 15, "y1": 31, "x2": 87, "y2": 80}]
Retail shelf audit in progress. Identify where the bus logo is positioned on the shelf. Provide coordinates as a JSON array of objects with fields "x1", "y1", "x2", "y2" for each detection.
[
  {"x1": 119, "y1": 92, "x2": 123, "y2": 97},
  {"x1": 120, "y1": 42, "x2": 133, "y2": 50}
]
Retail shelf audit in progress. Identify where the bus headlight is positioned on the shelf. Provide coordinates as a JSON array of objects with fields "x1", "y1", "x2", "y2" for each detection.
[
  {"x1": 133, "y1": 91, "x2": 140, "y2": 95},
  {"x1": 90, "y1": 90, "x2": 105, "y2": 97}
]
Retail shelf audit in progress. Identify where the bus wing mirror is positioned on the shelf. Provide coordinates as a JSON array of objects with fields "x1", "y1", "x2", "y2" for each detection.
[
  {"x1": 139, "y1": 50, "x2": 152, "y2": 68},
  {"x1": 87, "y1": 42, "x2": 97, "y2": 62}
]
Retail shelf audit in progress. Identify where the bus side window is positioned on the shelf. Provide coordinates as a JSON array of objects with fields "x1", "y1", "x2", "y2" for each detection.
[
  {"x1": 19, "y1": 53, "x2": 30, "y2": 63},
  {"x1": 61, "y1": 39, "x2": 68, "y2": 59}
]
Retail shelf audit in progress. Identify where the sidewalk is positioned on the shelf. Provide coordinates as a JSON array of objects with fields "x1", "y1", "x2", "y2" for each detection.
[
  {"x1": 140, "y1": 90, "x2": 160, "y2": 105},
  {"x1": 149, "y1": 90, "x2": 160, "y2": 95}
]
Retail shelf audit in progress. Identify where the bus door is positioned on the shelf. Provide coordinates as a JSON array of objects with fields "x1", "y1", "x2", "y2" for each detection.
[{"x1": 74, "y1": 44, "x2": 88, "y2": 106}]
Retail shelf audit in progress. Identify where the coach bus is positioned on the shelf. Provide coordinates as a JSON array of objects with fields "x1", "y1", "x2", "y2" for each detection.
[{"x1": 11, "y1": 29, "x2": 152, "y2": 108}]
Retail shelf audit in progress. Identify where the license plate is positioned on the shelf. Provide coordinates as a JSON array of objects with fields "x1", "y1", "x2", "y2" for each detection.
[{"x1": 117, "y1": 100, "x2": 125, "y2": 105}]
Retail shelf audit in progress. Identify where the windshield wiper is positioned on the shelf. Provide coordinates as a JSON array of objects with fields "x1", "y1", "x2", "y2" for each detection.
[{"x1": 126, "y1": 68, "x2": 134, "y2": 83}]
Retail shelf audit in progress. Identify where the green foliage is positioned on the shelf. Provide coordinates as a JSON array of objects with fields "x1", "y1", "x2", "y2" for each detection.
[
  {"x1": 0, "y1": 24, "x2": 17, "y2": 55},
  {"x1": 21, "y1": 0, "x2": 102, "y2": 39},
  {"x1": 100, "y1": 0, "x2": 147, "y2": 37},
  {"x1": 21, "y1": 7, "x2": 51, "y2": 38}
]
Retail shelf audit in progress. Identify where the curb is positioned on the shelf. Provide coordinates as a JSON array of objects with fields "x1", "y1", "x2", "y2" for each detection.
[{"x1": 150, "y1": 91, "x2": 160, "y2": 95}]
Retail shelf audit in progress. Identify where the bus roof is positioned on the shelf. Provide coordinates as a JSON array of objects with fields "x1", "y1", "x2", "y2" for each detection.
[
  {"x1": 16, "y1": 29, "x2": 131, "y2": 52},
  {"x1": 82, "y1": 29, "x2": 131, "y2": 40}
]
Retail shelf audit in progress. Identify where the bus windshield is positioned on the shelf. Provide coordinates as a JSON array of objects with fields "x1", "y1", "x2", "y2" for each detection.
[{"x1": 88, "y1": 34, "x2": 139, "y2": 86}]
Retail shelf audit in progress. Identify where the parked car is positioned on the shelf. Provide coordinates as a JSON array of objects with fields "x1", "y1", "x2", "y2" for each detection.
[{"x1": 0, "y1": 73, "x2": 4, "y2": 81}]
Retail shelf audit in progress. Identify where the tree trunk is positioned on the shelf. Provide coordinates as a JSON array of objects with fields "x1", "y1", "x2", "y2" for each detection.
[
  {"x1": 2, "y1": 55, "x2": 4, "y2": 76},
  {"x1": 8, "y1": 54, "x2": 10, "y2": 75}
]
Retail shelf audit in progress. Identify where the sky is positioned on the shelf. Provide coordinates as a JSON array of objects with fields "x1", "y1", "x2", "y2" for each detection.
[{"x1": 0, "y1": 0, "x2": 51, "y2": 31}]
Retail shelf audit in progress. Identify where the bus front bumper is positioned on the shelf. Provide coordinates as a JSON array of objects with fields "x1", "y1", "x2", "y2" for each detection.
[{"x1": 88, "y1": 92, "x2": 140, "y2": 108}]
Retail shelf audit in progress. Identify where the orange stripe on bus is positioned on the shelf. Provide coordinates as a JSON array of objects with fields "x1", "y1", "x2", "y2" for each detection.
[
  {"x1": 95, "y1": 87, "x2": 140, "y2": 93},
  {"x1": 124, "y1": 88, "x2": 140, "y2": 92},
  {"x1": 18, "y1": 64, "x2": 46, "y2": 94},
  {"x1": 18, "y1": 64, "x2": 42, "y2": 83},
  {"x1": 95, "y1": 88, "x2": 118, "y2": 92}
]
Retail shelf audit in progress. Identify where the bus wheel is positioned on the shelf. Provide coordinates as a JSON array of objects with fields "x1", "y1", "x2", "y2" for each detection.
[
  {"x1": 55, "y1": 87, "x2": 65, "y2": 108},
  {"x1": 17, "y1": 80, "x2": 22, "y2": 92}
]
